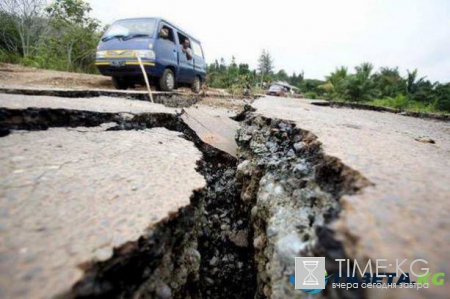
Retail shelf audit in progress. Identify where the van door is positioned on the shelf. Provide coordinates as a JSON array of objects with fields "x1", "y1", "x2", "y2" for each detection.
[
  {"x1": 154, "y1": 23, "x2": 178, "y2": 76},
  {"x1": 176, "y1": 32, "x2": 195, "y2": 83},
  {"x1": 191, "y1": 40, "x2": 206, "y2": 80}
]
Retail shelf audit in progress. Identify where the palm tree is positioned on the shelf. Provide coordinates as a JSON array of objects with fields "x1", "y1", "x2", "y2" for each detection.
[
  {"x1": 405, "y1": 69, "x2": 426, "y2": 95},
  {"x1": 322, "y1": 66, "x2": 348, "y2": 100},
  {"x1": 373, "y1": 67, "x2": 406, "y2": 97},
  {"x1": 345, "y1": 63, "x2": 378, "y2": 102}
]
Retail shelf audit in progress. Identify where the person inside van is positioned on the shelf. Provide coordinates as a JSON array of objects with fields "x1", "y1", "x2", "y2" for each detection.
[
  {"x1": 182, "y1": 38, "x2": 193, "y2": 60},
  {"x1": 159, "y1": 27, "x2": 169, "y2": 39}
]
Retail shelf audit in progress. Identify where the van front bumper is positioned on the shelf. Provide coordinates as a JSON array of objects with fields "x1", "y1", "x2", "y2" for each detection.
[{"x1": 95, "y1": 60, "x2": 157, "y2": 77}]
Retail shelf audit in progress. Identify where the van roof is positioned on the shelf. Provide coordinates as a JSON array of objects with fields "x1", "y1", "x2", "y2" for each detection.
[{"x1": 113, "y1": 17, "x2": 201, "y2": 44}]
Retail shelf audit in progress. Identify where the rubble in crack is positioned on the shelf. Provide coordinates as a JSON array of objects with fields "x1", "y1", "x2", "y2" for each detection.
[
  {"x1": 194, "y1": 149, "x2": 256, "y2": 298},
  {"x1": 236, "y1": 115, "x2": 371, "y2": 299}
]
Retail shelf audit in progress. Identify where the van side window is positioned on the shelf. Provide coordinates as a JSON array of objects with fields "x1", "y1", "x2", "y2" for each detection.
[
  {"x1": 191, "y1": 41, "x2": 203, "y2": 58},
  {"x1": 159, "y1": 25, "x2": 175, "y2": 43},
  {"x1": 177, "y1": 32, "x2": 190, "y2": 47},
  {"x1": 177, "y1": 32, "x2": 193, "y2": 60}
]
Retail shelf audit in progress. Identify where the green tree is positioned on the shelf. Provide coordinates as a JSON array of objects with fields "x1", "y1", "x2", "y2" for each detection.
[
  {"x1": 0, "y1": 0, "x2": 48, "y2": 56},
  {"x1": 43, "y1": 0, "x2": 100, "y2": 71},
  {"x1": 301, "y1": 79, "x2": 325, "y2": 94},
  {"x1": 0, "y1": 11, "x2": 20, "y2": 53},
  {"x1": 228, "y1": 56, "x2": 239, "y2": 78},
  {"x1": 289, "y1": 71, "x2": 304, "y2": 87},
  {"x1": 238, "y1": 63, "x2": 250, "y2": 75},
  {"x1": 433, "y1": 83, "x2": 450, "y2": 112},
  {"x1": 372, "y1": 67, "x2": 406, "y2": 98},
  {"x1": 258, "y1": 49, "x2": 274, "y2": 81},
  {"x1": 275, "y1": 69, "x2": 289, "y2": 82},
  {"x1": 345, "y1": 63, "x2": 378, "y2": 102},
  {"x1": 405, "y1": 69, "x2": 426, "y2": 95},
  {"x1": 321, "y1": 66, "x2": 348, "y2": 100}
]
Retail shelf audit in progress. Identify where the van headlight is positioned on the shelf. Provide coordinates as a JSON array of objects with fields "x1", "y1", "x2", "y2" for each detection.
[
  {"x1": 136, "y1": 50, "x2": 155, "y2": 59},
  {"x1": 96, "y1": 51, "x2": 107, "y2": 58}
]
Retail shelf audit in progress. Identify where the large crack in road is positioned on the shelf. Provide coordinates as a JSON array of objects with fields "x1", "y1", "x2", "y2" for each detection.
[
  {"x1": 1, "y1": 93, "x2": 449, "y2": 299},
  {"x1": 0, "y1": 102, "x2": 373, "y2": 299},
  {"x1": 236, "y1": 114, "x2": 372, "y2": 299}
]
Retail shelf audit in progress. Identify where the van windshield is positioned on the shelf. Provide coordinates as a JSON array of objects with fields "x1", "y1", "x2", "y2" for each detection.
[{"x1": 103, "y1": 19, "x2": 156, "y2": 41}]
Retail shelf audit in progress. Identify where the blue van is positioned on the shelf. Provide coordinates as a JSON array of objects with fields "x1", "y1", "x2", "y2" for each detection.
[{"x1": 95, "y1": 18, "x2": 206, "y2": 92}]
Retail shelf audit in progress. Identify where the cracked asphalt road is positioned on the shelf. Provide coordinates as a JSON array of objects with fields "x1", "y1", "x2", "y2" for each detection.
[
  {"x1": 0, "y1": 92, "x2": 240, "y2": 298},
  {"x1": 1, "y1": 91, "x2": 449, "y2": 299},
  {"x1": 0, "y1": 127, "x2": 205, "y2": 299},
  {"x1": 0, "y1": 93, "x2": 239, "y2": 156},
  {"x1": 252, "y1": 96, "x2": 450, "y2": 299}
]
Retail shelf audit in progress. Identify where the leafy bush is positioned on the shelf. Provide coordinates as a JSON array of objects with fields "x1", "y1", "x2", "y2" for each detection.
[
  {"x1": 372, "y1": 95, "x2": 410, "y2": 110},
  {"x1": 303, "y1": 92, "x2": 318, "y2": 99},
  {"x1": 0, "y1": 49, "x2": 21, "y2": 64},
  {"x1": 433, "y1": 83, "x2": 450, "y2": 112}
]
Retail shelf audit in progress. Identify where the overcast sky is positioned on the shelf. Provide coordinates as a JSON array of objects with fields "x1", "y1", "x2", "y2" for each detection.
[{"x1": 87, "y1": 0, "x2": 450, "y2": 82}]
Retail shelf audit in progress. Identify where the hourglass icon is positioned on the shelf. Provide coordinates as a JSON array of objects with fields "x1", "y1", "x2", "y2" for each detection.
[{"x1": 302, "y1": 260, "x2": 319, "y2": 285}]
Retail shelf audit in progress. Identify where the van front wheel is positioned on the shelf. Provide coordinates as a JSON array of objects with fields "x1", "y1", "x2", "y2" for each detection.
[
  {"x1": 112, "y1": 77, "x2": 129, "y2": 90},
  {"x1": 191, "y1": 77, "x2": 201, "y2": 93},
  {"x1": 159, "y1": 69, "x2": 175, "y2": 92}
]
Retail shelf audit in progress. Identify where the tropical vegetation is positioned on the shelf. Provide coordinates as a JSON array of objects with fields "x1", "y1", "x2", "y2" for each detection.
[{"x1": 1, "y1": 0, "x2": 449, "y2": 113}]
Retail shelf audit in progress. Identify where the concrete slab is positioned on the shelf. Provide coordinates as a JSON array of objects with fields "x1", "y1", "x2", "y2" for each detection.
[
  {"x1": 0, "y1": 93, "x2": 175, "y2": 115},
  {"x1": 252, "y1": 96, "x2": 450, "y2": 298},
  {"x1": 182, "y1": 106, "x2": 238, "y2": 156},
  {"x1": 0, "y1": 127, "x2": 205, "y2": 299},
  {"x1": 0, "y1": 93, "x2": 239, "y2": 156}
]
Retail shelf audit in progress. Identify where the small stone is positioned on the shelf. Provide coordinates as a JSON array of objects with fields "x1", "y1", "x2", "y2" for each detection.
[
  {"x1": 185, "y1": 248, "x2": 201, "y2": 265},
  {"x1": 94, "y1": 247, "x2": 113, "y2": 261},
  {"x1": 267, "y1": 226, "x2": 278, "y2": 237},
  {"x1": 209, "y1": 256, "x2": 219, "y2": 266},
  {"x1": 275, "y1": 234, "x2": 305, "y2": 266},
  {"x1": 263, "y1": 285, "x2": 271, "y2": 297},
  {"x1": 293, "y1": 142, "x2": 305, "y2": 152},
  {"x1": 293, "y1": 163, "x2": 308, "y2": 175},
  {"x1": 251, "y1": 206, "x2": 258, "y2": 217},
  {"x1": 156, "y1": 284, "x2": 172, "y2": 299},
  {"x1": 287, "y1": 149, "x2": 296, "y2": 157},
  {"x1": 253, "y1": 235, "x2": 266, "y2": 250}
]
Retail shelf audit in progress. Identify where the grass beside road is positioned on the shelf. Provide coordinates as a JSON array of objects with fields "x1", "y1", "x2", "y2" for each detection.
[{"x1": 370, "y1": 95, "x2": 444, "y2": 114}]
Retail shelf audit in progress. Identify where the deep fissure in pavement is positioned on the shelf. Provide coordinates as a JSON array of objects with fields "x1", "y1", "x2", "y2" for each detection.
[
  {"x1": 1, "y1": 107, "x2": 372, "y2": 298},
  {"x1": 235, "y1": 114, "x2": 371, "y2": 299}
]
